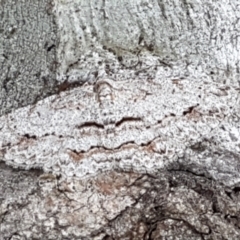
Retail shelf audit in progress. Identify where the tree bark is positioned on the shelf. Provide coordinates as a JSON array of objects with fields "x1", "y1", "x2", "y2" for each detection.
[{"x1": 1, "y1": 0, "x2": 240, "y2": 239}]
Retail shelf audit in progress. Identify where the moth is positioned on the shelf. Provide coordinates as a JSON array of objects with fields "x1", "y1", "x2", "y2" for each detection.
[{"x1": 0, "y1": 78, "x2": 239, "y2": 180}]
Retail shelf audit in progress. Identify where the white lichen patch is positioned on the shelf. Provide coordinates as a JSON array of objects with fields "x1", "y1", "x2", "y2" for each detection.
[{"x1": 0, "y1": 77, "x2": 240, "y2": 184}]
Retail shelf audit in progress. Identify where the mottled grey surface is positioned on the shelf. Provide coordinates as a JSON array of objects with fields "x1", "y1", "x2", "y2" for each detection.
[
  {"x1": 0, "y1": 0, "x2": 57, "y2": 115},
  {"x1": 1, "y1": 168, "x2": 240, "y2": 239},
  {"x1": 1, "y1": 77, "x2": 240, "y2": 186},
  {"x1": 1, "y1": 0, "x2": 240, "y2": 115},
  {"x1": 54, "y1": 0, "x2": 240, "y2": 83},
  {"x1": 1, "y1": 0, "x2": 240, "y2": 239}
]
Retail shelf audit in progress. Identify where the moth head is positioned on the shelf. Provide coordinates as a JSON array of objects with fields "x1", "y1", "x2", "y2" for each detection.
[{"x1": 94, "y1": 79, "x2": 114, "y2": 104}]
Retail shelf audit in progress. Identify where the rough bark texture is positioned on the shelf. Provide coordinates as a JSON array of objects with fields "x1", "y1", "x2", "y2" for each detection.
[
  {"x1": 53, "y1": 0, "x2": 240, "y2": 83},
  {"x1": 0, "y1": 0, "x2": 57, "y2": 115},
  {"x1": 1, "y1": 0, "x2": 240, "y2": 239}
]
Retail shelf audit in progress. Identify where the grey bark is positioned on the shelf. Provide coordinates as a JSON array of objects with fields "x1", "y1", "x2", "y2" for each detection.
[
  {"x1": 0, "y1": 0, "x2": 58, "y2": 116},
  {"x1": 1, "y1": 0, "x2": 240, "y2": 239}
]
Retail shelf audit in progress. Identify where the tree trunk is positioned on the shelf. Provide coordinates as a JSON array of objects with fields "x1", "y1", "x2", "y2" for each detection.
[{"x1": 1, "y1": 0, "x2": 240, "y2": 239}]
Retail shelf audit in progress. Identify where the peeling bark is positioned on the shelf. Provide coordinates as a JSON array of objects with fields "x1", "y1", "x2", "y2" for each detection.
[{"x1": 1, "y1": 168, "x2": 240, "y2": 239}]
